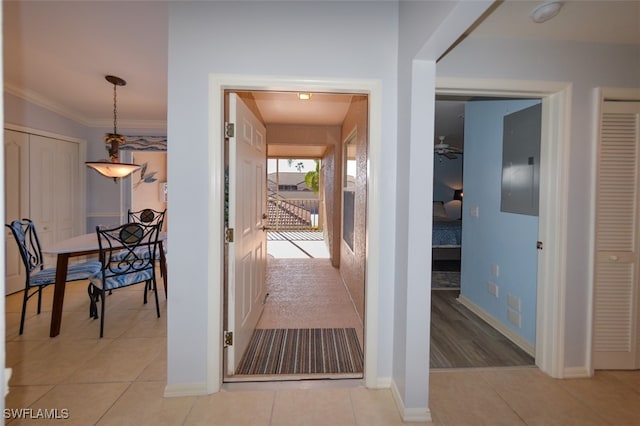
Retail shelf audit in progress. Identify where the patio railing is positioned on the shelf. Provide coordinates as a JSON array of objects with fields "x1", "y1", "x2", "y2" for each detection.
[{"x1": 267, "y1": 196, "x2": 320, "y2": 231}]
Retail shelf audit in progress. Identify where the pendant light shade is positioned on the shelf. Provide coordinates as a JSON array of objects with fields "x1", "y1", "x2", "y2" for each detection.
[
  {"x1": 85, "y1": 161, "x2": 141, "y2": 179},
  {"x1": 86, "y1": 75, "x2": 141, "y2": 182}
]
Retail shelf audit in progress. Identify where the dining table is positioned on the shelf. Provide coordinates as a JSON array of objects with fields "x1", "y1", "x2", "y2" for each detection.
[{"x1": 43, "y1": 230, "x2": 167, "y2": 337}]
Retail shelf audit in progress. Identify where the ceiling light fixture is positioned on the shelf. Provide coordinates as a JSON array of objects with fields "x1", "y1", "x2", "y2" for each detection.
[
  {"x1": 86, "y1": 75, "x2": 141, "y2": 182},
  {"x1": 297, "y1": 92, "x2": 312, "y2": 100},
  {"x1": 529, "y1": 1, "x2": 563, "y2": 23}
]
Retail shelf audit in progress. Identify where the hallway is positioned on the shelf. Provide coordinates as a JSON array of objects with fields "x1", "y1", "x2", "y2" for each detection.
[
  {"x1": 219, "y1": 232, "x2": 367, "y2": 380},
  {"x1": 257, "y1": 257, "x2": 364, "y2": 349}
]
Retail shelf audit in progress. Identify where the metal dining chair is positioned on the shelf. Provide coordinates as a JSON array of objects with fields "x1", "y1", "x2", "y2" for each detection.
[
  {"x1": 111, "y1": 208, "x2": 167, "y2": 295},
  {"x1": 88, "y1": 222, "x2": 162, "y2": 337},
  {"x1": 5, "y1": 219, "x2": 101, "y2": 335},
  {"x1": 127, "y1": 208, "x2": 166, "y2": 229}
]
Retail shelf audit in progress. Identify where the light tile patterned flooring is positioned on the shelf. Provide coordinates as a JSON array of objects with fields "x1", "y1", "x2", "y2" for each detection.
[
  {"x1": 5, "y1": 267, "x2": 640, "y2": 425},
  {"x1": 256, "y1": 258, "x2": 364, "y2": 348}
]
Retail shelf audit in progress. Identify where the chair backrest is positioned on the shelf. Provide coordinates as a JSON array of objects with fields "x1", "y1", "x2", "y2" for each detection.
[
  {"x1": 127, "y1": 208, "x2": 166, "y2": 229},
  {"x1": 96, "y1": 222, "x2": 161, "y2": 280},
  {"x1": 5, "y1": 219, "x2": 44, "y2": 278}
]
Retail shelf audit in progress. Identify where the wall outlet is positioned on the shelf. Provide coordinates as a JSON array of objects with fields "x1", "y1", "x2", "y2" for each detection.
[
  {"x1": 487, "y1": 281, "x2": 499, "y2": 297},
  {"x1": 491, "y1": 263, "x2": 499, "y2": 277},
  {"x1": 508, "y1": 308, "x2": 521, "y2": 328},
  {"x1": 507, "y1": 293, "x2": 521, "y2": 312},
  {"x1": 470, "y1": 206, "x2": 479, "y2": 217}
]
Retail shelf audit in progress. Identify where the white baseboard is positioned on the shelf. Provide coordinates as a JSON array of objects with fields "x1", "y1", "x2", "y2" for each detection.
[
  {"x1": 563, "y1": 366, "x2": 591, "y2": 378},
  {"x1": 390, "y1": 380, "x2": 432, "y2": 423},
  {"x1": 457, "y1": 295, "x2": 535, "y2": 356},
  {"x1": 374, "y1": 377, "x2": 392, "y2": 388},
  {"x1": 164, "y1": 383, "x2": 210, "y2": 397}
]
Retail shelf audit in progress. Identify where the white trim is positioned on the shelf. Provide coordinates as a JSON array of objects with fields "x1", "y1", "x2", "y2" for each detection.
[
  {"x1": 391, "y1": 380, "x2": 432, "y2": 423},
  {"x1": 208, "y1": 74, "x2": 382, "y2": 393},
  {"x1": 563, "y1": 366, "x2": 591, "y2": 379},
  {"x1": 86, "y1": 212, "x2": 122, "y2": 218},
  {"x1": 4, "y1": 123, "x2": 85, "y2": 144},
  {"x1": 436, "y1": 77, "x2": 572, "y2": 379},
  {"x1": 374, "y1": 376, "x2": 392, "y2": 388},
  {"x1": 458, "y1": 295, "x2": 535, "y2": 356},
  {"x1": 4, "y1": 85, "x2": 166, "y2": 129},
  {"x1": 163, "y1": 383, "x2": 210, "y2": 398}
]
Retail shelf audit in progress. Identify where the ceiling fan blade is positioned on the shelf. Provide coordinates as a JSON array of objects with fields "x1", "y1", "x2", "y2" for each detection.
[{"x1": 444, "y1": 153, "x2": 457, "y2": 159}]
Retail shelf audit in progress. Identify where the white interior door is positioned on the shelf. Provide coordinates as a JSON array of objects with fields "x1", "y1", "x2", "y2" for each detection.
[
  {"x1": 593, "y1": 101, "x2": 640, "y2": 369},
  {"x1": 4, "y1": 130, "x2": 30, "y2": 295},
  {"x1": 226, "y1": 93, "x2": 267, "y2": 375}
]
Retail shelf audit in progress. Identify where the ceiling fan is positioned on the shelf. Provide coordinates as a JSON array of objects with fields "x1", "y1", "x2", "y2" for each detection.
[{"x1": 434, "y1": 136, "x2": 463, "y2": 159}]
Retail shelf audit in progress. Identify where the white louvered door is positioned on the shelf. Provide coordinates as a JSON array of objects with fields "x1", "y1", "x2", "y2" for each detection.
[{"x1": 593, "y1": 101, "x2": 640, "y2": 369}]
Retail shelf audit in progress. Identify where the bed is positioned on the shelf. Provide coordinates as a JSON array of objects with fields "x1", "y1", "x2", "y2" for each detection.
[{"x1": 432, "y1": 201, "x2": 462, "y2": 261}]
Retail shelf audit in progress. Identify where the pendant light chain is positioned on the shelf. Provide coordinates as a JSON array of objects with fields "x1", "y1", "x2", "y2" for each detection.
[
  {"x1": 85, "y1": 74, "x2": 140, "y2": 182},
  {"x1": 113, "y1": 82, "x2": 118, "y2": 135}
]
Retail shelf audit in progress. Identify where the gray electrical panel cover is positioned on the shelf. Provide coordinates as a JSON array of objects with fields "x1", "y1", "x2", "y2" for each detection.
[{"x1": 501, "y1": 103, "x2": 542, "y2": 216}]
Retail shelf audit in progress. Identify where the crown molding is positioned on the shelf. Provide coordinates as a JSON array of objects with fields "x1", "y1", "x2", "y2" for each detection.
[
  {"x1": 87, "y1": 118, "x2": 167, "y2": 130},
  {"x1": 4, "y1": 82, "x2": 92, "y2": 126},
  {"x1": 4, "y1": 82, "x2": 167, "y2": 130}
]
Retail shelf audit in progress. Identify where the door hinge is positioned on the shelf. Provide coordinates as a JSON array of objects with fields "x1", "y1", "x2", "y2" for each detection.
[
  {"x1": 224, "y1": 331, "x2": 233, "y2": 347},
  {"x1": 537, "y1": 241, "x2": 543, "y2": 250},
  {"x1": 225, "y1": 122, "x2": 235, "y2": 138},
  {"x1": 225, "y1": 228, "x2": 234, "y2": 243}
]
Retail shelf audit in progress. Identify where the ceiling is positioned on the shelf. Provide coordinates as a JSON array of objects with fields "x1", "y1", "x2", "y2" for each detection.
[{"x1": 4, "y1": 1, "x2": 639, "y2": 150}]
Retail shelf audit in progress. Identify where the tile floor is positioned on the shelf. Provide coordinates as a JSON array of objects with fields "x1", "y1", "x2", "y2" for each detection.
[
  {"x1": 256, "y1": 258, "x2": 364, "y2": 348},
  {"x1": 5, "y1": 270, "x2": 640, "y2": 425}
]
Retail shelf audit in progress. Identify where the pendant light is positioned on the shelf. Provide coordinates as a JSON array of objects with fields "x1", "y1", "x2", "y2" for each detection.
[{"x1": 86, "y1": 75, "x2": 141, "y2": 182}]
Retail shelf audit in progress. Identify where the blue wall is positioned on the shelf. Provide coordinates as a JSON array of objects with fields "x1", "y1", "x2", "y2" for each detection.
[{"x1": 461, "y1": 99, "x2": 541, "y2": 346}]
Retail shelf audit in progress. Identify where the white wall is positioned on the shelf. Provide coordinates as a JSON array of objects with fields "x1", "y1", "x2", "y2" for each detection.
[
  {"x1": 394, "y1": 1, "x2": 493, "y2": 418},
  {"x1": 438, "y1": 37, "x2": 640, "y2": 369},
  {"x1": 167, "y1": 0, "x2": 400, "y2": 392}
]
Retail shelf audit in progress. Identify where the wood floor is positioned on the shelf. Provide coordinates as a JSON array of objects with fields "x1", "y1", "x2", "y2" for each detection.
[
  {"x1": 430, "y1": 289, "x2": 535, "y2": 369},
  {"x1": 257, "y1": 256, "x2": 532, "y2": 372}
]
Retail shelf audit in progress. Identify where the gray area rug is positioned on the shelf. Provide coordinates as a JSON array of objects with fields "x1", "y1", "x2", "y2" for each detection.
[{"x1": 432, "y1": 270, "x2": 460, "y2": 289}]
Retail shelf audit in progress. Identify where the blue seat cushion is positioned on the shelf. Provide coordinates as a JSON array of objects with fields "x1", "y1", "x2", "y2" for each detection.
[
  {"x1": 29, "y1": 261, "x2": 102, "y2": 287},
  {"x1": 89, "y1": 267, "x2": 154, "y2": 291}
]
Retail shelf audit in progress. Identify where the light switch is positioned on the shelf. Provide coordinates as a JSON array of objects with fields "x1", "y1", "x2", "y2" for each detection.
[{"x1": 470, "y1": 206, "x2": 479, "y2": 217}]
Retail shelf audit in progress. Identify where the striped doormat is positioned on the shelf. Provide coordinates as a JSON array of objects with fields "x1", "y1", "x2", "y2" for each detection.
[{"x1": 235, "y1": 328, "x2": 364, "y2": 375}]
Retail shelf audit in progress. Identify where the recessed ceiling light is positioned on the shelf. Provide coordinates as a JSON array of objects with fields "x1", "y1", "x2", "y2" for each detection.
[
  {"x1": 297, "y1": 93, "x2": 312, "y2": 100},
  {"x1": 530, "y1": 1, "x2": 563, "y2": 23}
]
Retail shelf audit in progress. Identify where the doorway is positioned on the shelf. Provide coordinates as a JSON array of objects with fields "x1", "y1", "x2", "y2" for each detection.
[
  {"x1": 221, "y1": 90, "x2": 369, "y2": 382},
  {"x1": 431, "y1": 96, "x2": 541, "y2": 369},
  {"x1": 436, "y1": 78, "x2": 572, "y2": 378}
]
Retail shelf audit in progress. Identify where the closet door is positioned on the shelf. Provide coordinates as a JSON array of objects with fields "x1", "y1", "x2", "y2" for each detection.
[
  {"x1": 29, "y1": 134, "x2": 80, "y2": 266},
  {"x1": 4, "y1": 130, "x2": 30, "y2": 295},
  {"x1": 593, "y1": 101, "x2": 640, "y2": 369}
]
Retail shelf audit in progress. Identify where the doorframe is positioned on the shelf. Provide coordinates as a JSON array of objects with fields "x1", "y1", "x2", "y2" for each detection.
[
  {"x1": 436, "y1": 77, "x2": 572, "y2": 378},
  {"x1": 208, "y1": 74, "x2": 382, "y2": 390}
]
